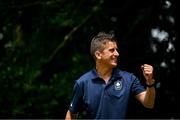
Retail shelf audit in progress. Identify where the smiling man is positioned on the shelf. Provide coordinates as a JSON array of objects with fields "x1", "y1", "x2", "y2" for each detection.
[{"x1": 65, "y1": 32, "x2": 156, "y2": 119}]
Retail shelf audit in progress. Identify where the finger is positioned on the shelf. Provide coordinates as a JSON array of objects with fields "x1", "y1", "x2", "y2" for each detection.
[{"x1": 141, "y1": 65, "x2": 144, "y2": 70}]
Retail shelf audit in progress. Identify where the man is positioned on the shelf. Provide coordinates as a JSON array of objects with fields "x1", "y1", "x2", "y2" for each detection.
[{"x1": 65, "y1": 32, "x2": 156, "y2": 119}]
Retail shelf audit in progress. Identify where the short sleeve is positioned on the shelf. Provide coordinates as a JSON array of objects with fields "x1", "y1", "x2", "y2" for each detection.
[
  {"x1": 131, "y1": 74, "x2": 145, "y2": 95},
  {"x1": 68, "y1": 80, "x2": 83, "y2": 113}
]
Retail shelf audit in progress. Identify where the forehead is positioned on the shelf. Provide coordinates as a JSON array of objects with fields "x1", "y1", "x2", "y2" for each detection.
[{"x1": 102, "y1": 41, "x2": 117, "y2": 48}]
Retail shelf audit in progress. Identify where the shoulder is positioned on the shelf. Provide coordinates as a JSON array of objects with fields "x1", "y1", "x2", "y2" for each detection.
[
  {"x1": 114, "y1": 68, "x2": 138, "y2": 80},
  {"x1": 114, "y1": 68, "x2": 134, "y2": 77},
  {"x1": 76, "y1": 69, "x2": 95, "y2": 84}
]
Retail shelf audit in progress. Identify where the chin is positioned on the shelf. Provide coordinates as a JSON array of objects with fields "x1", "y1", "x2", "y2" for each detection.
[{"x1": 111, "y1": 63, "x2": 117, "y2": 68}]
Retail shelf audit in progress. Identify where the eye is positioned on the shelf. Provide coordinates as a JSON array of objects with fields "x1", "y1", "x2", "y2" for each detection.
[
  {"x1": 109, "y1": 48, "x2": 114, "y2": 52},
  {"x1": 109, "y1": 48, "x2": 116, "y2": 53}
]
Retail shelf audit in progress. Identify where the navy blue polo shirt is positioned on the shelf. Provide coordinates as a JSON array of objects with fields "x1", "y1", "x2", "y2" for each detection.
[{"x1": 69, "y1": 68, "x2": 145, "y2": 119}]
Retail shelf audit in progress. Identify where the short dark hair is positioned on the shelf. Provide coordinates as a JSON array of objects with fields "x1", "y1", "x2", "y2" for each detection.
[{"x1": 90, "y1": 32, "x2": 117, "y2": 59}]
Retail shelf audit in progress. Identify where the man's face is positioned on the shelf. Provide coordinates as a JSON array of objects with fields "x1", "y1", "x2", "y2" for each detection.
[{"x1": 98, "y1": 41, "x2": 119, "y2": 68}]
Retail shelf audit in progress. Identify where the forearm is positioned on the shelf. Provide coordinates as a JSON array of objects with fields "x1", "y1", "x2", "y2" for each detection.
[
  {"x1": 143, "y1": 86, "x2": 156, "y2": 108},
  {"x1": 141, "y1": 64, "x2": 156, "y2": 108},
  {"x1": 65, "y1": 110, "x2": 78, "y2": 120}
]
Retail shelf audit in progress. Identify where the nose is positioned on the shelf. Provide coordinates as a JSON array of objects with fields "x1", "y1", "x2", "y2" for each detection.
[{"x1": 114, "y1": 49, "x2": 119, "y2": 56}]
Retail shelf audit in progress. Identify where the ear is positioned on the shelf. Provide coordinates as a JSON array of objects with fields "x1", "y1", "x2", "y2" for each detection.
[{"x1": 95, "y1": 51, "x2": 101, "y2": 59}]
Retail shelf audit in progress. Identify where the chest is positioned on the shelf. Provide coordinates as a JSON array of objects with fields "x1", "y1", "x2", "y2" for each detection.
[{"x1": 83, "y1": 79, "x2": 131, "y2": 107}]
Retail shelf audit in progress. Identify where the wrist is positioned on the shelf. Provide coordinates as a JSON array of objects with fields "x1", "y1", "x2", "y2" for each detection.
[{"x1": 146, "y1": 79, "x2": 155, "y2": 88}]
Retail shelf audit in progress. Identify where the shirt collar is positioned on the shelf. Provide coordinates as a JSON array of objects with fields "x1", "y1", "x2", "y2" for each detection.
[
  {"x1": 91, "y1": 67, "x2": 122, "y2": 81},
  {"x1": 91, "y1": 68, "x2": 100, "y2": 80},
  {"x1": 111, "y1": 68, "x2": 122, "y2": 81}
]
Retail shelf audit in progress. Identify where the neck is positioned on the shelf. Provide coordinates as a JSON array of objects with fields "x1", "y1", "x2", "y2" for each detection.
[{"x1": 96, "y1": 64, "x2": 113, "y2": 83}]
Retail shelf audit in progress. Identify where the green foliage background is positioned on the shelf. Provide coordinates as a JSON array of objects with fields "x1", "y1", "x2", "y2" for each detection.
[{"x1": 0, "y1": 0, "x2": 178, "y2": 119}]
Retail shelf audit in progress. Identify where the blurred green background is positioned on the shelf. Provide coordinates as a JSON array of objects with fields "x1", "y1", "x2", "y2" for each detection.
[{"x1": 0, "y1": 0, "x2": 178, "y2": 119}]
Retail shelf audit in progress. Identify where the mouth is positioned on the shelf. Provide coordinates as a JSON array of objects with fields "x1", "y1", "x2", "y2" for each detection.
[
  {"x1": 113, "y1": 57, "x2": 118, "y2": 61},
  {"x1": 112, "y1": 59, "x2": 118, "y2": 64}
]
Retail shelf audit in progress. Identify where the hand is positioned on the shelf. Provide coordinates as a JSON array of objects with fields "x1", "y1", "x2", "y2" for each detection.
[{"x1": 141, "y1": 64, "x2": 154, "y2": 85}]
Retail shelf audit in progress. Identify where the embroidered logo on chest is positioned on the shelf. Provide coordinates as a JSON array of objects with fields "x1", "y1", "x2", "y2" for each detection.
[{"x1": 114, "y1": 80, "x2": 122, "y2": 90}]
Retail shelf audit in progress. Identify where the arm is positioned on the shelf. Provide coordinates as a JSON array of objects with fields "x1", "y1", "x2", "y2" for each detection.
[
  {"x1": 136, "y1": 83, "x2": 155, "y2": 108},
  {"x1": 65, "y1": 81, "x2": 82, "y2": 119},
  {"x1": 136, "y1": 64, "x2": 156, "y2": 108},
  {"x1": 65, "y1": 110, "x2": 78, "y2": 120}
]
